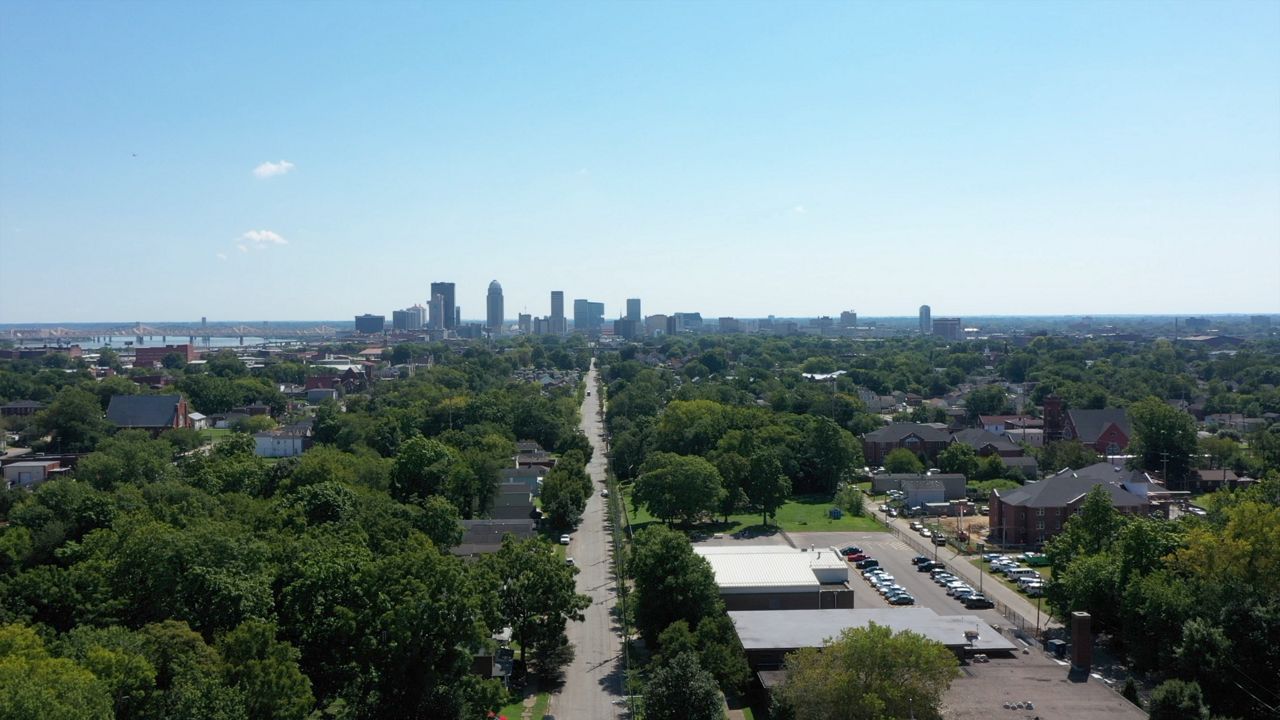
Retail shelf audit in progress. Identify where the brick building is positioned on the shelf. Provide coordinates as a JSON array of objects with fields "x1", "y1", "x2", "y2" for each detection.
[{"x1": 988, "y1": 462, "x2": 1150, "y2": 546}]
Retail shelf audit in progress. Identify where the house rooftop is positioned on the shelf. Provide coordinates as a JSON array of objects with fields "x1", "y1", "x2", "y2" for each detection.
[
  {"x1": 995, "y1": 462, "x2": 1150, "y2": 508},
  {"x1": 730, "y1": 608, "x2": 1017, "y2": 654},
  {"x1": 106, "y1": 394, "x2": 184, "y2": 428}
]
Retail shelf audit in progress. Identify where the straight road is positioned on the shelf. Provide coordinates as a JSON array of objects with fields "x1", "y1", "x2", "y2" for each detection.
[{"x1": 548, "y1": 360, "x2": 624, "y2": 719}]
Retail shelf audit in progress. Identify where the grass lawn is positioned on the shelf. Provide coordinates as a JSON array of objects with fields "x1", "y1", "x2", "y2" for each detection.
[
  {"x1": 498, "y1": 690, "x2": 549, "y2": 720},
  {"x1": 199, "y1": 428, "x2": 232, "y2": 443},
  {"x1": 625, "y1": 489, "x2": 884, "y2": 535}
]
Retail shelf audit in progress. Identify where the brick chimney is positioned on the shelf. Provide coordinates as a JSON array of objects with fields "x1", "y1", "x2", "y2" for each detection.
[
  {"x1": 1043, "y1": 395, "x2": 1064, "y2": 443},
  {"x1": 1071, "y1": 611, "x2": 1092, "y2": 671}
]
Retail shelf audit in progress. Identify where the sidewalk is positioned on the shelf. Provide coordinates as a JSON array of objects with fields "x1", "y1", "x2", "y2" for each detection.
[{"x1": 869, "y1": 506, "x2": 1061, "y2": 635}]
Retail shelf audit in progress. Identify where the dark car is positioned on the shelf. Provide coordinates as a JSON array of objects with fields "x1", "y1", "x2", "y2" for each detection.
[
  {"x1": 918, "y1": 560, "x2": 943, "y2": 572},
  {"x1": 911, "y1": 555, "x2": 932, "y2": 565},
  {"x1": 964, "y1": 595, "x2": 994, "y2": 609},
  {"x1": 888, "y1": 593, "x2": 916, "y2": 605},
  {"x1": 855, "y1": 558, "x2": 880, "y2": 569},
  {"x1": 840, "y1": 546, "x2": 863, "y2": 556}
]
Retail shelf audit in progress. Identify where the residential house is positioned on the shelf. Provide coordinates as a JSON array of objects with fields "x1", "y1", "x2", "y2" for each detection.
[
  {"x1": 861, "y1": 423, "x2": 951, "y2": 466},
  {"x1": 988, "y1": 462, "x2": 1151, "y2": 546},
  {"x1": 491, "y1": 486, "x2": 538, "y2": 520},
  {"x1": 0, "y1": 400, "x2": 44, "y2": 418},
  {"x1": 106, "y1": 394, "x2": 190, "y2": 434},
  {"x1": 1062, "y1": 408, "x2": 1132, "y2": 455},
  {"x1": 1186, "y1": 468, "x2": 1255, "y2": 493},
  {"x1": 451, "y1": 518, "x2": 539, "y2": 557}
]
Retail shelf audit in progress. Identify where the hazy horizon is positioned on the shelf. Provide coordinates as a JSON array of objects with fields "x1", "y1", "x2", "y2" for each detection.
[{"x1": 2, "y1": 1, "x2": 1278, "y2": 323}]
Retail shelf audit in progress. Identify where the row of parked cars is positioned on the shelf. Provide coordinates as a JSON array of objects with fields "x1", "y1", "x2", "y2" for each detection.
[
  {"x1": 982, "y1": 553, "x2": 1045, "y2": 596},
  {"x1": 840, "y1": 545, "x2": 915, "y2": 605},
  {"x1": 913, "y1": 556, "x2": 995, "y2": 609}
]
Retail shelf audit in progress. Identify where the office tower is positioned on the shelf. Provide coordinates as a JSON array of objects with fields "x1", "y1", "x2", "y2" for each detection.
[
  {"x1": 840, "y1": 310, "x2": 857, "y2": 327},
  {"x1": 932, "y1": 317, "x2": 962, "y2": 341},
  {"x1": 392, "y1": 305, "x2": 426, "y2": 331},
  {"x1": 455, "y1": 306, "x2": 461, "y2": 328},
  {"x1": 550, "y1": 291, "x2": 565, "y2": 334},
  {"x1": 354, "y1": 314, "x2": 385, "y2": 334},
  {"x1": 486, "y1": 280, "x2": 504, "y2": 332},
  {"x1": 573, "y1": 299, "x2": 605, "y2": 332},
  {"x1": 429, "y1": 294, "x2": 445, "y2": 330},
  {"x1": 919, "y1": 305, "x2": 932, "y2": 335},
  {"x1": 626, "y1": 298, "x2": 641, "y2": 322},
  {"x1": 518, "y1": 313, "x2": 532, "y2": 334},
  {"x1": 431, "y1": 282, "x2": 456, "y2": 330}
]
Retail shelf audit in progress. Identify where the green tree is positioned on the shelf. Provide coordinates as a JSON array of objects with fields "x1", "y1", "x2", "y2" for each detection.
[
  {"x1": 744, "y1": 452, "x2": 791, "y2": 527},
  {"x1": 777, "y1": 623, "x2": 959, "y2": 720},
  {"x1": 35, "y1": 387, "x2": 110, "y2": 452},
  {"x1": 540, "y1": 470, "x2": 587, "y2": 529},
  {"x1": 1148, "y1": 679, "x2": 1209, "y2": 720},
  {"x1": 1128, "y1": 397, "x2": 1198, "y2": 484},
  {"x1": 964, "y1": 385, "x2": 1010, "y2": 421},
  {"x1": 478, "y1": 536, "x2": 589, "y2": 669},
  {"x1": 883, "y1": 447, "x2": 924, "y2": 474},
  {"x1": 0, "y1": 623, "x2": 113, "y2": 720},
  {"x1": 792, "y1": 416, "x2": 862, "y2": 494},
  {"x1": 1037, "y1": 440, "x2": 1099, "y2": 473},
  {"x1": 391, "y1": 435, "x2": 455, "y2": 502},
  {"x1": 937, "y1": 443, "x2": 979, "y2": 478},
  {"x1": 633, "y1": 453, "x2": 725, "y2": 525},
  {"x1": 74, "y1": 430, "x2": 176, "y2": 490},
  {"x1": 641, "y1": 652, "x2": 724, "y2": 720},
  {"x1": 218, "y1": 621, "x2": 313, "y2": 720},
  {"x1": 630, "y1": 526, "x2": 723, "y2": 646}
]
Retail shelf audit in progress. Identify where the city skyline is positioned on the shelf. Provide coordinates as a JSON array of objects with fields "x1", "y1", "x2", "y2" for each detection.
[{"x1": 2, "y1": 1, "x2": 1278, "y2": 323}]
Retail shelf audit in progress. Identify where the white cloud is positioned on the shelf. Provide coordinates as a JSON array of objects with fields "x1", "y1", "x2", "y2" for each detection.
[
  {"x1": 216, "y1": 252, "x2": 228, "y2": 261},
  {"x1": 793, "y1": 205, "x2": 807, "y2": 214},
  {"x1": 237, "y1": 244, "x2": 249, "y2": 253},
  {"x1": 241, "y1": 229, "x2": 288, "y2": 245},
  {"x1": 252, "y1": 160, "x2": 295, "y2": 178}
]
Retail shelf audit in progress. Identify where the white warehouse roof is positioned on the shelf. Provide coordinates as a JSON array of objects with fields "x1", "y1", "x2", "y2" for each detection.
[{"x1": 694, "y1": 545, "x2": 848, "y2": 593}]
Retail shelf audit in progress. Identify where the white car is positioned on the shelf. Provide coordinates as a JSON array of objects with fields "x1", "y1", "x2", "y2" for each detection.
[{"x1": 559, "y1": 534, "x2": 571, "y2": 545}]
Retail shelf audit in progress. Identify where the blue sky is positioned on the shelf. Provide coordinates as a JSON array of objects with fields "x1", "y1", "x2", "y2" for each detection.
[{"x1": 1, "y1": 0, "x2": 1277, "y2": 323}]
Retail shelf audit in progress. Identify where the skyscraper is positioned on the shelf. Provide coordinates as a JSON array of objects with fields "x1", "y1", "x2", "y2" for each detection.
[
  {"x1": 486, "y1": 280, "x2": 504, "y2": 332},
  {"x1": 431, "y1": 282, "x2": 456, "y2": 330},
  {"x1": 573, "y1": 299, "x2": 604, "y2": 333},
  {"x1": 919, "y1": 305, "x2": 932, "y2": 335},
  {"x1": 626, "y1": 298, "x2": 641, "y2": 322},
  {"x1": 429, "y1": 294, "x2": 444, "y2": 330},
  {"x1": 550, "y1": 291, "x2": 565, "y2": 335}
]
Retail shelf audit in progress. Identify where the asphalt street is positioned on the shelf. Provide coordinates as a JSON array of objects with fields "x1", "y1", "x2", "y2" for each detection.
[{"x1": 547, "y1": 361, "x2": 624, "y2": 719}]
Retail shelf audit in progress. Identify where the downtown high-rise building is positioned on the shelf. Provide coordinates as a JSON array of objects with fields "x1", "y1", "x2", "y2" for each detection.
[
  {"x1": 486, "y1": 280, "x2": 504, "y2": 333},
  {"x1": 919, "y1": 305, "x2": 932, "y2": 335},
  {"x1": 573, "y1": 299, "x2": 604, "y2": 333},
  {"x1": 431, "y1": 282, "x2": 456, "y2": 330},
  {"x1": 550, "y1": 291, "x2": 566, "y2": 334},
  {"x1": 626, "y1": 298, "x2": 641, "y2": 322}
]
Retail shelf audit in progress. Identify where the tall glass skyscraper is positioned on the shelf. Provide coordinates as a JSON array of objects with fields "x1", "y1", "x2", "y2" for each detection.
[{"x1": 486, "y1": 280, "x2": 504, "y2": 332}]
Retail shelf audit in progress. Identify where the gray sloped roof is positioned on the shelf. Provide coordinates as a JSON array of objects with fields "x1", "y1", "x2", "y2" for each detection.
[
  {"x1": 950, "y1": 428, "x2": 1020, "y2": 453},
  {"x1": 106, "y1": 394, "x2": 182, "y2": 428},
  {"x1": 863, "y1": 422, "x2": 951, "y2": 443},
  {"x1": 1067, "y1": 408, "x2": 1131, "y2": 443},
  {"x1": 995, "y1": 462, "x2": 1149, "y2": 508},
  {"x1": 900, "y1": 478, "x2": 945, "y2": 492}
]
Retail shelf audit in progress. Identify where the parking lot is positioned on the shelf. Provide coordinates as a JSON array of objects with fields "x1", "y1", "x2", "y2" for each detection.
[{"x1": 788, "y1": 531, "x2": 1010, "y2": 628}]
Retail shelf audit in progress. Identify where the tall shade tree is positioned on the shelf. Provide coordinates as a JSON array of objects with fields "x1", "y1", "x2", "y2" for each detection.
[
  {"x1": 35, "y1": 387, "x2": 111, "y2": 453},
  {"x1": 883, "y1": 447, "x2": 924, "y2": 475},
  {"x1": 478, "y1": 536, "x2": 590, "y2": 668},
  {"x1": 745, "y1": 452, "x2": 791, "y2": 527},
  {"x1": 1127, "y1": 396, "x2": 1198, "y2": 484},
  {"x1": 629, "y1": 526, "x2": 723, "y2": 646},
  {"x1": 633, "y1": 453, "x2": 725, "y2": 526},
  {"x1": 777, "y1": 623, "x2": 959, "y2": 720},
  {"x1": 641, "y1": 651, "x2": 725, "y2": 720}
]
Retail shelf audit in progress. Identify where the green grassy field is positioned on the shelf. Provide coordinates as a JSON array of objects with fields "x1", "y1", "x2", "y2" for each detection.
[{"x1": 624, "y1": 489, "x2": 884, "y2": 535}]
